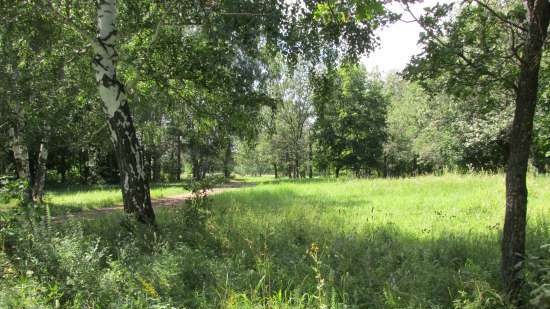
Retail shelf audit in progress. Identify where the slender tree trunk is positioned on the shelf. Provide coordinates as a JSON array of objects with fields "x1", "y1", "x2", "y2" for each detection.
[
  {"x1": 8, "y1": 102, "x2": 32, "y2": 203},
  {"x1": 287, "y1": 163, "x2": 292, "y2": 179},
  {"x1": 223, "y1": 139, "x2": 232, "y2": 179},
  {"x1": 192, "y1": 161, "x2": 200, "y2": 180},
  {"x1": 383, "y1": 154, "x2": 388, "y2": 178},
  {"x1": 191, "y1": 148, "x2": 200, "y2": 180},
  {"x1": 308, "y1": 141, "x2": 313, "y2": 179},
  {"x1": 201, "y1": 161, "x2": 207, "y2": 180},
  {"x1": 79, "y1": 149, "x2": 91, "y2": 185},
  {"x1": 92, "y1": 0, "x2": 154, "y2": 224},
  {"x1": 175, "y1": 135, "x2": 182, "y2": 181},
  {"x1": 335, "y1": 166, "x2": 340, "y2": 178},
  {"x1": 167, "y1": 137, "x2": 180, "y2": 182},
  {"x1": 274, "y1": 163, "x2": 278, "y2": 178},
  {"x1": 152, "y1": 149, "x2": 162, "y2": 183},
  {"x1": 32, "y1": 126, "x2": 49, "y2": 202},
  {"x1": 60, "y1": 167, "x2": 66, "y2": 183},
  {"x1": 502, "y1": 1, "x2": 549, "y2": 299},
  {"x1": 143, "y1": 147, "x2": 152, "y2": 183}
]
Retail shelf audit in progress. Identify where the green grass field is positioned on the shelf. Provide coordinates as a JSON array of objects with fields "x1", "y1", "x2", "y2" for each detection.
[{"x1": 2, "y1": 174, "x2": 550, "y2": 308}]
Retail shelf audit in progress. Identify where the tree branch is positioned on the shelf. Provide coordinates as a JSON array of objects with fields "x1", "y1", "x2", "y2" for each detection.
[
  {"x1": 472, "y1": 0, "x2": 527, "y2": 32},
  {"x1": 220, "y1": 12, "x2": 266, "y2": 16},
  {"x1": 404, "y1": 2, "x2": 518, "y2": 93}
]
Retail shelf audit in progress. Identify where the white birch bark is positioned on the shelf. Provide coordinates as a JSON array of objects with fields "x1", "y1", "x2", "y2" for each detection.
[
  {"x1": 8, "y1": 102, "x2": 32, "y2": 203},
  {"x1": 92, "y1": 0, "x2": 155, "y2": 223}
]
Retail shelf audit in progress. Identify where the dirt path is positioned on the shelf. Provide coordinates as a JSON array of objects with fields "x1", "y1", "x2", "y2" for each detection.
[{"x1": 52, "y1": 181, "x2": 255, "y2": 222}]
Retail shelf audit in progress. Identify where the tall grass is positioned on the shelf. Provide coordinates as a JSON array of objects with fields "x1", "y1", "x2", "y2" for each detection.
[{"x1": 2, "y1": 174, "x2": 549, "y2": 308}]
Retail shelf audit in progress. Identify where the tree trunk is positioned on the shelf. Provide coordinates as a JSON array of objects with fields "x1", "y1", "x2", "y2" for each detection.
[
  {"x1": 92, "y1": 0, "x2": 154, "y2": 224},
  {"x1": 79, "y1": 149, "x2": 91, "y2": 185},
  {"x1": 8, "y1": 102, "x2": 32, "y2": 203},
  {"x1": 32, "y1": 127, "x2": 49, "y2": 203},
  {"x1": 223, "y1": 139, "x2": 232, "y2": 179},
  {"x1": 335, "y1": 166, "x2": 340, "y2": 178},
  {"x1": 152, "y1": 149, "x2": 162, "y2": 183},
  {"x1": 201, "y1": 162, "x2": 207, "y2": 180},
  {"x1": 502, "y1": 1, "x2": 549, "y2": 299},
  {"x1": 308, "y1": 141, "x2": 313, "y2": 179},
  {"x1": 143, "y1": 147, "x2": 152, "y2": 183},
  {"x1": 274, "y1": 163, "x2": 278, "y2": 178},
  {"x1": 191, "y1": 148, "x2": 200, "y2": 180},
  {"x1": 175, "y1": 135, "x2": 182, "y2": 181},
  {"x1": 192, "y1": 160, "x2": 200, "y2": 180},
  {"x1": 383, "y1": 154, "x2": 388, "y2": 178}
]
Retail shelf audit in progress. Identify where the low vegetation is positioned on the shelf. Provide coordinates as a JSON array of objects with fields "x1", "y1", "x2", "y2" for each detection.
[{"x1": 2, "y1": 175, "x2": 549, "y2": 308}]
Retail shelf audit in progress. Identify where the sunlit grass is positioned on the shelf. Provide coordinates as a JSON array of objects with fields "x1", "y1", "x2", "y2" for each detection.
[
  {"x1": 42, "y1": 183, "x2": 188, "y2": 215},
  {"x1": 233, "y1": 174, "x2": 278, "y2": 184},
  {"x1": 221, "y1": 174, "x2": 550, "y2": 236},
  {"x1": 206, "y1": 173, "x2": 550, "y2": 307}
]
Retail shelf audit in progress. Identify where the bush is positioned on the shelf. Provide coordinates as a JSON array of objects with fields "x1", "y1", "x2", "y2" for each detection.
[
  {"x1": 525, "y1": 244, "x2": 550, "y2": 308},
  {"x1": 0, "y1": 176, "x2": 26, "y2": 204}
]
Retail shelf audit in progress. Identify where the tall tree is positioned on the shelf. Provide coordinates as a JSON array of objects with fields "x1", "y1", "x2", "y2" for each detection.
[
  {"x1": 404, "y1": 0, "x2": 550, "y2": 299},
  {"x1": 313, "y1": 64, "x2": 388, "y2": 177},
  {"x1": 502, "y1": 0, "x2": 549, "y2": 297},
  {"x1": 92, "y1": 0, "x2": 154, "y2": 223}
]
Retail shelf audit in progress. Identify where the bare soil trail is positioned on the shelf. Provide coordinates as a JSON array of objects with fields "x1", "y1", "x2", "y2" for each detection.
[{"x1": 52, "y1": 181, "x2": 255, "y2": 222}]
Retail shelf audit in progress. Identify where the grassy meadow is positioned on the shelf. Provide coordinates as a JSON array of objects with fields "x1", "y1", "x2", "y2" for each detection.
[{"x1": 2, "y1": 174, "x2": 550, "y2": 308}]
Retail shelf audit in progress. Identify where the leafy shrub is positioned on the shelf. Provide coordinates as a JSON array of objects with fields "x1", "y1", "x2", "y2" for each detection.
[
  {"x1": 183, "y1": 175, "x2": 226, "y2": 194},
  {"x1": 525, "y1": 244, "x2": 550, "y2": 308},
  {"x1": 0, "y1": 176, "x2": 26, "y2": 204}
]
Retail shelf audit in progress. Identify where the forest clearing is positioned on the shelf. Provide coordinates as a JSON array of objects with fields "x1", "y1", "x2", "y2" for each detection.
[{"x1": 2, "y1": 0, "x2": 550, "y2": 307}]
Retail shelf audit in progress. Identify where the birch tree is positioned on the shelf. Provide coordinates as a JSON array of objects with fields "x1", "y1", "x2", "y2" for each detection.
[
  {"x1": 92, "y1": 0, "x2": 154, "y2": 224},
  {"x1": 8, "y1": 103, "x2": 32, "y2": 203}
]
